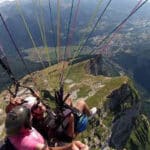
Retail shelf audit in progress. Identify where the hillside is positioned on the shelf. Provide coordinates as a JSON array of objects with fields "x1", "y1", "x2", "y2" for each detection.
[
  {"x1": 1, "y1": 0, "x2": 150, "y2": 102},
  {"x1": 0, "y1": 58, "x2": 150, "y2": 149}
]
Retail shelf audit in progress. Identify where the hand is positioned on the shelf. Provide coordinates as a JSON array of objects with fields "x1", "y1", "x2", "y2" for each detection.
[
  {"x1": 71, "y1": 141, "x2": 89, "y2": 150},
  {"x1": 10, "y1": 96, "x2": 24, "y2": 105},
  {"x1": 32, "y1": 91, "x2": 40, "y2": 99}
]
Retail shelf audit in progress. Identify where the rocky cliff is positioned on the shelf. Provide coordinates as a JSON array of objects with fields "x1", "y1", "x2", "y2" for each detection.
[
  {"x1": 108, "y1": 83, "x2": 140, "y2": 149},
  {"x1": 86, "y1": 54, "x2": 123, "y2": 77},
  {"x1": 79, "y1": 82, "x2": 150, "y2": 150}
]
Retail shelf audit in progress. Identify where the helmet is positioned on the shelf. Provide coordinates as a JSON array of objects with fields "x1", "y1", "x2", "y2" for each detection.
[
  {"x1": 75, "y1": 115, "x2": 88, "y2": 133},
  {"x1": 5, "y1": 106, "x2": 31, "y2": 136}
]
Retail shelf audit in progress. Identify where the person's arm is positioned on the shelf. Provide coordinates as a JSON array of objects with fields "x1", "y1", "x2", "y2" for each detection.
[
  {"x1": 32, "y1": 91, "x2": 40, "y2": 99},
  {"x1": 36, "y1": 141, "x2": 89, "y2": 150}
]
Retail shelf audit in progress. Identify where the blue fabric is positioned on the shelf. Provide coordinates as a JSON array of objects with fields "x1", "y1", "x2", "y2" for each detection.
[{"x1": 75, "y1": 115, "x2": 88, "y2": 132}]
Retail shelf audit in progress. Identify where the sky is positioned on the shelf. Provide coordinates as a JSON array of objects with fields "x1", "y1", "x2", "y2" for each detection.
[
  {"x1": 0, "y1": 0, "x2": 150, "y2": 4},
  {"x1": 0, "y1": 0, "x2": 15, "y2": 4}
]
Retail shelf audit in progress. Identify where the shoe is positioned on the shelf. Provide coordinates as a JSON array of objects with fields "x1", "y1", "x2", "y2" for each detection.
[
  {"x1": 88, "y1": 107, "x2": 97, "y2": 121},
  {"x1": 90, "y1": 107, "x2": 97, "y2": 116}
]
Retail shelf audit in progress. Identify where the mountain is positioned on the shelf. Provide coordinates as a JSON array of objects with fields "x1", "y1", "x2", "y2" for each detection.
[
  {"x1": 0, "y1": 0, "x2": 150, "y2": 122},
  {"x1": 0, "y1": 58, "x2": 150, "y2": 149},
  {"x1": 1, "y1": 0, "x2": 150, "y2": 52}
]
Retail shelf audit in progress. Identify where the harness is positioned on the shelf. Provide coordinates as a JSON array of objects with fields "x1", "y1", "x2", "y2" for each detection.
[{"x1": 32, "y1": 104, "x2": 83, "y2": 144}]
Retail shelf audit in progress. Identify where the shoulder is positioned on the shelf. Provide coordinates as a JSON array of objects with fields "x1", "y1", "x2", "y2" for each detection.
[
  {"x1": 10, "y1": 128, "x2": 44, "y2": 150},
  {"x1": 21, "y1": 135, "x2": 41, "y2": 150}
]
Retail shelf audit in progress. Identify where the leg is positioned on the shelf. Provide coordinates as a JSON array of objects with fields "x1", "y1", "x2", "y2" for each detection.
[
  {"x1": 65, "y1": 97, "x2": 73, "y2": 107},
  {"x1": 74, "y1": 99, "x2": 91, "y2": 116}
]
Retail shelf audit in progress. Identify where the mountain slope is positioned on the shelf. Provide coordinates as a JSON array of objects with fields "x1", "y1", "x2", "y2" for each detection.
[{"x1": 0, "y1": 58, "x2": 150, "y2": 149}]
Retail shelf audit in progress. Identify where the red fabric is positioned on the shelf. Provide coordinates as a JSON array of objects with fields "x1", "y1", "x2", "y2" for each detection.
[{"x1": 6, "y1": 103, "x2": 17, "y2": 113}]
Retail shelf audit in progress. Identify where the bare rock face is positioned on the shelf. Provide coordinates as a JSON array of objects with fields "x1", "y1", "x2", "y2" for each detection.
[
  {"x1": 86, "y1": 54, "x2": 103, "y2": 76},
  {"x1": 86, "y1": 54, "x2": 120, "y2": 76},
  {"x1": 108, "y1": 84, "x2": 139, "y2": 113},
  {"x1": 107, "y1": 84, "x2": 140, "y2": 149}
]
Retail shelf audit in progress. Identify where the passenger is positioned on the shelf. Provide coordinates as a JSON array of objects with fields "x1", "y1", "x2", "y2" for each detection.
[
  {"x1": 63, "y1": 96, "x2": 97, "y2": 137},
  {"x1": 31, "y1": 95, "x2": 97, "y2": 142},
  {"x1": 5, "y1": 105, "x2": 89, "y2": 150}
]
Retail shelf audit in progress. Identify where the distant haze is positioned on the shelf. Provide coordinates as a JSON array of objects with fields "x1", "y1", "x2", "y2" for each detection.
[
  {"x1": 0, "y1": 0, "x2": 150, "y2": 5},
  {"x1": 0, "y1": 0, "x2": 15, "y2": 3}
]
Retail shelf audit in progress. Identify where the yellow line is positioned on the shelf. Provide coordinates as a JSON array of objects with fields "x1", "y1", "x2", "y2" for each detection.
[
  {"x1": 75, "y1": 0, "x2": 103, "y2": 56},
  {"x1": 16, "y1": 0, "x2": 45, "y2": 68},
  {"x1": 39, "y1": 0, "x2": 51, "y2": 67},
  {"x1": 57, "y1": 0, "x2": 61, "y2": 63},
  {"x1": 65, "y1": 0, "x2": 104, "y2": 80}
]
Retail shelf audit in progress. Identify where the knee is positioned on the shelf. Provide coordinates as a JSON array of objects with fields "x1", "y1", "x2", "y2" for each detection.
[{"x1": 76, "y1": 99, "x2": 86, "y2": 106}]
